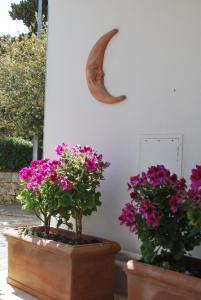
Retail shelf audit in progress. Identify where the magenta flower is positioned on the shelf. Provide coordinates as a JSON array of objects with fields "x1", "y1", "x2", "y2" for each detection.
[
  {"x1": 147, "y1": 165, "x2": 171, "y2": 186},
  {"x1": 129, "y1": 173, "x2": 147, "y2": 189},
  {"x1": 19, "y1": 167, "x2": 34, "y2": 181},
  {"x1": 50, "y1": 173, "x2": 58, "y2": 184},
  {"x1": 190, "y1": 165, "x2": 201, "y2": 192},
  {"x1": 129, "y1": 175, "x2": 140, "y2": 188},
  {"x1": 98, "y1": 161, "x2": 110, "y2": 169},
  {"x1": 55, "y1": 143, "x2": 68, "y2": 156},
  {"x1": 84, "y1": 158, "x2": 98, "y2": 172},
  {"x1": 139, "y1": 199, "x2": 152, "y2": 215},
  {"x1": 170, "y1": 173, "x2": 178, "y2": 183},
  {"x1": 80, "y1": 145, "x2": 93, "y2": 153},
  {"x1": 27, "y1": 180, "x2": 40, "y2": 196},
  {"x1": 130, "y1": 191, "x2": 139, "y2": 201},
  {"x1": 61, "y1": 177, "x2": 73, "y2": 191},
  {"x1": 139, "y1": 199, "x2": 159, "y2": 228},
  {"x1": 188, "y1": 190, "x2": 201, "y2": 208},
  {"x1": 119, "y1": 203, "x2": 136, "y2": 232},
  {"x1": 19, "y1": 158, "x2": 63, "y2": 195},
  {"x1": 146, "y1": 212, "x2": 159, "y2": 228},
  {"x1": 30, "y1": 160, "x2": 40, "y2": 168},
  {"x1": 33, "y1": 173, "x2": 44, "y2": 185},
  {"x1": 19, "y1": 143, "x2": 109, "y2": 197},
  {"x1": 176, "y1": 178, "x2": 187, "y2": 190},
  {"x1": 169, "y1": 194, "x2": 182, "y2": 213},
  {"x1": 71, "y1": 144, "x2": 82, "y2": 154}
]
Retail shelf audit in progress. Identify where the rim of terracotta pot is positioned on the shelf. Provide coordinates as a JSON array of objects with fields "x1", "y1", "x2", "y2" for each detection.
[
  {"x1": 4, "y1": 226, "x2": 121, "y2": 258},
  {"x1": 124, "y1": 260, "x2": 201, "y2": 295}
]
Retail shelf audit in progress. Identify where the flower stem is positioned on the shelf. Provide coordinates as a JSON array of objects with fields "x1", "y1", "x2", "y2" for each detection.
[{"x1": 75, "y1": 211, "x2": 82, "y2": 240}]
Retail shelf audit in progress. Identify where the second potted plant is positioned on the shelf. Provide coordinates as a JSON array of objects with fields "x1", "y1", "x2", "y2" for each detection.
[
  {"x1": 4, "y1": 143, "x2": 120, "y2": 300},
  {"x1": 120, "y1": 165, "x2": 201, "y2": 300}
]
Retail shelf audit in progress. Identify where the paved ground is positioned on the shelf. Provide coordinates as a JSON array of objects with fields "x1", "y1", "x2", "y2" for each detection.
[
  {"x1": 0, "y1": 203, "x2": 40, "y2": 300},
  {"x1": 0, "y1": 204, "x2": 127, "y2": 300}
]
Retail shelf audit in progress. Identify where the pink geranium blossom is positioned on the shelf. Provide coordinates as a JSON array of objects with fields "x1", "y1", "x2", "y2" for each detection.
[
  {"x1": 61, "y1": 177, "x2": 73, "y2": 191},
  {"x1": 190, "y1": 165, "x2": 201, "y2": 192},
  {"x1": 139, "y1": 199, "x2": 159, "y2": 228},
  {"x1": 147, "y1": 165, "x2": 171, "y2": 186},
  {"x1": 119, "y1": 165, "x2": 197, "y2": 234},
  {"x1": 19, "y1": 167, "x2": 34, "y2": 181},
  {"x1": 19, "y1": 158, "x2": 62, "y2": 195},
  {"x1": 55, "y1": 143, "x2": 68, "y2": 156},
  {"x1": 188, "y1": 190, "x2": 201, "y2": 208},
  {"x1": 84, "y1": 158, "x2": 98, "y2": 172},
  {"x1": 169, "y1": 194, "x2": 182, "y2": 213},
  {"x1": 119, "y1": 203, "x2": 136, "y2": 232}
]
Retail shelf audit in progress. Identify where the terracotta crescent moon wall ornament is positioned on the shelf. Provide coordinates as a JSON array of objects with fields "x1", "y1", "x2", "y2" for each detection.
[{"x1": 86, "y1": 29, "x2": 126, "y2": 104}]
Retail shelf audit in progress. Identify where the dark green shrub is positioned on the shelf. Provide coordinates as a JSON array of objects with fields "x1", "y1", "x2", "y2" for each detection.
[{"x1": 0, "y1": 137, "x2": 33, "y2": 172}]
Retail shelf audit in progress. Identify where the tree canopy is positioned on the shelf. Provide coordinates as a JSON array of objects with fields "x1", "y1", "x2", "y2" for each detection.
[
  {"x1": 0, "y1": 32, "x2": 46, "y2": 139},
  {"x1": 9, "y1": 0, "x2": 48, "y2": 33}
]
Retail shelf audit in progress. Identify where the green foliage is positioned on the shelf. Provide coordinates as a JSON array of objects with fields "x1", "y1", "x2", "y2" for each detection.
[
  {"x1": 9, "y1": 0, "x2": 48, "y2": 33},
  {"x1": 0, "y1": 32, "x2": 46, "y2": 139},
  {"x1": 17, "y1": 177, "x2": 72, "y2": 232},
  {"x1": 0, "y1": 36, "x2": 11, "y2": 56},
  {"x1": 0, "y1": 137, "x2": 32, "y2": 172},
  {"x1": 188, "y1": 205, "x2": 201, "y2": 226}
]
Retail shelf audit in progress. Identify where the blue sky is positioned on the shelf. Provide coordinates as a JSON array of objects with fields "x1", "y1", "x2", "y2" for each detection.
[{"x1": 0, "y1": 0, "x2": 28, "y2": 36}]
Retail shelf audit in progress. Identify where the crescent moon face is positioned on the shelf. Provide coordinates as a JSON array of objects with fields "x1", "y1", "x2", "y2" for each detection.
[{"x1": 86, "y1": 29, "x2": 126, "y2": 104}]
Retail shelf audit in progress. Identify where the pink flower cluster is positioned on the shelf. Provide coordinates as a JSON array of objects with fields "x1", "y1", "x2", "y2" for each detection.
[
  {"x1": 187, "y1": 165, "x2": 201, "y2": 208},
  {"x1": 19, "y1": 143, "x2": 110, "y2": 196},
  {"x1": 128, "y1": 173, "x2": 147, "y2": 189},
  {"x1": 128, "y1": 165, "x2": 187, "y2": 191},
  {"x1": 169, "y1": 194, "x2": 182, "y2": 213},
  {"x1": 127, "y1": 165, "x2": 188, "y2": 217},
  {"x1": 19, "y1": 158, "x2": 73, "y2": 194},
  {"x1": 84, "y1": 159, "x2": 98, "y2": 172},
  {"x1": 119, "y1": 203, "x2": 136, "y2": 232},
  {"x1": 55, "y1": 143, "x2": 94, "y2": 157},
  {"x1": 61, "y1": 176, "x2": 73, "y2": 191},
  {"x1": 55, "y1": 143, "x2": 68, "y2": 156},
  {"x1": 55, "y1": 143, "x2": 110, "y2": 173},
  {"x1": 119, "y1": 199, "x2": 159, "y2": 231},
  {"x1": 120, "y1": 165, "x2": 191, "y2": 231},
  {"x1": 188, "y1": 190, "x2": 201, "y2": 208},
  {"x1": 139, "y1": 199, "x2": 159, "y2": 228},
  {"x1": 190, "y1": 165, "x2": 201, "y2": 192}
]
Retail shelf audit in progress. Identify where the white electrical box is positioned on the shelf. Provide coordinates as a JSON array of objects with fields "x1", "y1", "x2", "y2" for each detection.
[{"x1": 138, "y1": 134, "x2": 183, "y2": 176}]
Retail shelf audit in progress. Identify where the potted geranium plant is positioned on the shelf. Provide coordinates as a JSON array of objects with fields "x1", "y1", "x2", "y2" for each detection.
[
  {"x1": 119, "y1": 165, "x2": 201, "y2": 300},
  {"x1": 4, "y1": 143, "x2": 120, "y2": 300}
]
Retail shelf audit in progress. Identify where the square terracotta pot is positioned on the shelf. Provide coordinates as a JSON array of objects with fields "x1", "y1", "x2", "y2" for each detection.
[
  {"x1": 4, "y1": 227, "x2": 120, "y2": 300},
  {"x1": 124, "y1": 259, "x2": 201, "y2": 300}
]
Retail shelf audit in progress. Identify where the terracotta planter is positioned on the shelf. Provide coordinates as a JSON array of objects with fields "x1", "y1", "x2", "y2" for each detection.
[
  {"x1": 124, "y1": 259, "x2": 201, "y2": 300},
  {"x1": 4, "y1": 227, "x2": 120, "y2": 300}
]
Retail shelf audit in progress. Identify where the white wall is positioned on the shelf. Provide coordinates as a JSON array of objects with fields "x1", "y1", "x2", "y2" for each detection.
[{"x1": 44, "y1": 0, "x2": 201, "y2": 255}]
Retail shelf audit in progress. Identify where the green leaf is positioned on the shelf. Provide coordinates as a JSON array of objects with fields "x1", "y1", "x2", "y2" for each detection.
[
  {"x1": 58, "y1": 192, "x2": 72, "y2": 208},
  {"x1": 187, "y1": 226, "x2": 201, "y2": 238},
  {"x1": 141, "y1": 241, "x2": 155, "y2": 263},
  {"x1": 187, "y1": 206, "x2": 201, "y2": 226},
  {"x1": 85, "y1": 195, "x2": 96, "y2": 209}
]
